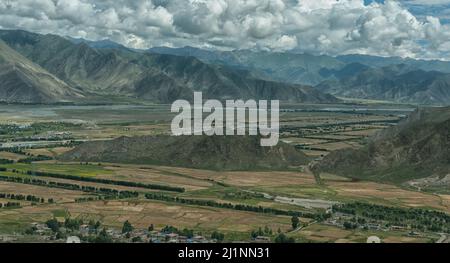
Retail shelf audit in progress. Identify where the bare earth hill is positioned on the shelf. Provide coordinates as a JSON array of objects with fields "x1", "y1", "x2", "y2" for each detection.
[
  {"x1": 59, "y1": 135, "x2": 309, "y2": 171},
  {"x1": 316, "y1": 107, "x2": 450, "y2": 186}
]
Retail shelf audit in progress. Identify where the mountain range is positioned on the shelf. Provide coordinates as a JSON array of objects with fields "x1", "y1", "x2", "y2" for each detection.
[
  {"x1": 0, "y1": 30, "x2": 338, "y2": 104},
  {"x1": 149, "y1": 46, "x2": 450, "y2": 105},
  {"x1": 149, "y1": 46, "x2": 345, "y2": 86},
  {"x1": 1, "y1": 29, "x2": 450, "y2": 105},
  {"x1": 317, "y1": 64, "x2": 450, "y2": 105}
]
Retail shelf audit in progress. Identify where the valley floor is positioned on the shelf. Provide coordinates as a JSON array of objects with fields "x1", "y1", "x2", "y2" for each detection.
[
  {"x1": 0, "y1": 161, "x2": 448, "y2": 243},
  {"x1": 0, "y1": 103, "x2": 447, "y2": 243}
]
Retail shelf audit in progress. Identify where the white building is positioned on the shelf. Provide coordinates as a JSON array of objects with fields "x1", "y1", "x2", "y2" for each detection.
[
  {"x1": 66, "y1": 236, "x2": 81, "y2": 243},
  {"x1": 367, "y1": 236, "x2": 381, "y2": 243}
]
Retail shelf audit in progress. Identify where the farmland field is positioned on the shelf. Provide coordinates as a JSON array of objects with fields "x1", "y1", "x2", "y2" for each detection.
[
  {"x1": 0, "y1": 159, "x2": 448, "y2": 242},
  {"x1": 1, "y1": 103, "x2": 447, "y2": 243}
]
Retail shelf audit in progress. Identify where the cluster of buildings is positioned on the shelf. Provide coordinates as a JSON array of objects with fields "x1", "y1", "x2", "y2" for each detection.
[
  {"x1": 29, "y1": 222, "x2": 216, "y2": 243},
  {"x1": 100, "y1": 228, "x2": 217, "y2": 243},
  {"x1": 30, "y1": 222, "x2": 53, "y2": 236},
  {"x1": 29, "y1": 131, "x2": 73, "y2": 141},
  {"x1": 325, "y1": 214, "x2": 421, "y2": 234}
]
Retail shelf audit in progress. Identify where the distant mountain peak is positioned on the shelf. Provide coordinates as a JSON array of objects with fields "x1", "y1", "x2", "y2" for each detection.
[{"x1": 316, "y1": 63, "x2": 450, "y2": 105}]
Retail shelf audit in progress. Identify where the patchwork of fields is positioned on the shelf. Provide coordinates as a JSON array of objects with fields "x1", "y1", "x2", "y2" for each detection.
[
  {"x1": 0, "y1": 160, "x2": 448, "y2": 242},
  {"x1": 1, "y1": 103, "x2": 447, "y2": 243}
]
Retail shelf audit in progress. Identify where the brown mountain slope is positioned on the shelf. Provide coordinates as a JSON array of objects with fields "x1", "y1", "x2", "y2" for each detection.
[
  {"x1": 316, "y1": 107, "x2": 450, "y2": 185},
  {"x1": 0, "y1": 40, "x2": 83, "y2": 103},
  {"x1": 59, "y1": 135, "x2": 309, "y2": 171}
]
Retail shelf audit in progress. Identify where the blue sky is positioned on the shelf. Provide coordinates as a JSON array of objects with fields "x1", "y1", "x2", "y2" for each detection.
[
  {"x1": 405, "y1": 1, "x2": 450, "y2": 24},
  {"x1": 364, "y1": 0, "x2": 384, "y2": 4},
  {"x1": 366, "y1": 0, "x2": 450, "y2": 24}
]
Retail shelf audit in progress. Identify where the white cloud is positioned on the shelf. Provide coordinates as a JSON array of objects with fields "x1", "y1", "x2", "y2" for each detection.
[
  {"x1": 0, "y1": 0, "x2": 449, "y2": 59},
  {"x1": 273, "y1": 35, "x2": 298, "y2": 50},
  {"x1": 406, "y1": 0, "x2": 450, "y2": 5}
]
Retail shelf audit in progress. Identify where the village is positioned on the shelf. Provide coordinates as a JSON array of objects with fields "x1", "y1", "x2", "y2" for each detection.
[
  {"x1": 0, "y1": 222, "x2": 211, "y2": 243},
  {"x1": 0, "y1": 219, "x2": 278, "y2": 244}
]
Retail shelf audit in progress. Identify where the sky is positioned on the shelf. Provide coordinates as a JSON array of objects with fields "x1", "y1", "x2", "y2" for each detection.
[{"x1": 0, "y1": 0, "x2": 449, "y2": 60}]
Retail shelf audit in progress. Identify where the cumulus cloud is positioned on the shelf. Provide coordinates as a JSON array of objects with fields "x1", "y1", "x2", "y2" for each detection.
[
  {"x1": 0, "y1": 0, "x2": 449, "y2": 59},
  {"x1": 406, "y1": 0, "x2": 450, "y2": 5},
  {"x1": 273, "y1": 35, "x2": 298, "y2": 51}
]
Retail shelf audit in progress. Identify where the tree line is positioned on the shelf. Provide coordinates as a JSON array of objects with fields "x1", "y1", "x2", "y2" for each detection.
[
  {"x1": 0, "y1": 192, "x2": 53, "y2": 203},
  {"x1": 0, "y1": 159, "x2": 14, "y2": 164},
  {"x1": 18, "y1": 155, "x2": 53, "y2": 163},
  {"x1": 0, "y1": 175, "x2": 138, "y2": 200},
  {"x1": 24, "y1": 170, "x2": 185, "y2": 193},
  {"x1": 0, "y1": 202, "x2": 21, "y2": 209}
]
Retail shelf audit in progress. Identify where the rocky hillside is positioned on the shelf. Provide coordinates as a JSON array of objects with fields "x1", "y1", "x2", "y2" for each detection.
[
  {"x1": 316, "y1": 107, "x2": 450, "y2": 185},
  {"x1": 0, "y1": 40, "x2": 83, "y2": 103},
  {"x1": 59, "y1": 135, "x2": 309, "y2": 170}
]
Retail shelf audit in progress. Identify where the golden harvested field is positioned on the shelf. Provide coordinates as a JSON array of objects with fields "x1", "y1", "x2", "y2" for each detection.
[
  {"x1": 291, "y1": 224, "x2": 435, "y2": 243},
  {"x1": 439, "y1": 195, "x2": 450, "y2": 208},
  {"x1": 0, "y1": 152, "x2": 26, "y2": 161},
  {"x1": 24, "y1": 147, "x2": 73, "y2": 158},
  {"x1": 0, "y1": 181, "x2": 92, "y2": 203},
  {"x1": 0, "y1": 199, "x2": 293, "y2": 236},
  {"x1": 144, "y1": 166, "x2": 317, "y2": 187},
  {"x1": 73, "y1": 164, "x2": 450, "y2": 212},
  {"x1": 101, "y1": 166, "x2": 213, "y2": 191},
  {"x1": 381, "y1": 236, "x2": 432, "y2": 243},
  {"x1": 339, "y1": 128, "x2": 383, "y2": 137},
  {"x1": 297, "y1": 224, "x2": 352, "y2": 242},
  {"x1": 154, "y1": 166, "x2": 450, "y2": 212},
  {"x1": 300, "y1": 150, "x2": 327, "y2": 157},
  {"x1": 90, "y1": 164, "x2": 450, "y2": 212},
  {"x1": 67, "y1": 200, "x2": 292, "y2": 232}
]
